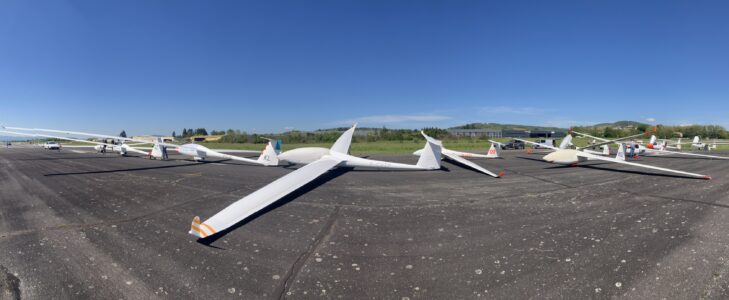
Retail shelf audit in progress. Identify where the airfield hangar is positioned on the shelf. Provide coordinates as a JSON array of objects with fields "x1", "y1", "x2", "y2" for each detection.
[{"x1": 448, "y1": 129, "x2": 566, "y2": 138}]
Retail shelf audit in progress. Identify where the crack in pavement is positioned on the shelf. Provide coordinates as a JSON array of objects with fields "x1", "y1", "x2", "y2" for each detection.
[{"x1": 278, "y1": 206, "x2": 341, "y2": 300}]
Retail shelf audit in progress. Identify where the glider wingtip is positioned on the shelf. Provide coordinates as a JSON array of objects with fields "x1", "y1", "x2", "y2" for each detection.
[
  {"x1": 498, "y1": 171, "x2": 505, "y2": 177},
  {"x1": 703, "y1": 175, "x2": 712, "y2": 180},
  {"x1": 189, "y1": 216, "x2": 207, "y2": 238}
]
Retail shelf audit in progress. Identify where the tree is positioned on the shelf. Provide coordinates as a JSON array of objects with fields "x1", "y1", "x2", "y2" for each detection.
[
  {"x1": 172, "y1": 131, "x2": 176, "y2": 138},
  {"x1": 195, "y1": 128, "x2": 208, "y2": 136},
  {"x1": 602, "y1": 126, "x2": 616, "y2": 138},
  {"x1": 119, "y1": 130, "x2": 127, "y2": 138},
  {"x1": 422, "y1": 127, "x2": 448, "y2": 139},
  {"x1": 182, "y1": 128, "x2": 187, "y2": 137}
]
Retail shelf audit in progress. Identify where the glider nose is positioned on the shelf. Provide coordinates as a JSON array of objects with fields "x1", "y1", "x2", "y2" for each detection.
[
  {"x1": 542, "y1": 150, "x2": 578, "y2": 164},
  {"x1": 543, "y1": 151, "x2": 557, "y2": 162}
]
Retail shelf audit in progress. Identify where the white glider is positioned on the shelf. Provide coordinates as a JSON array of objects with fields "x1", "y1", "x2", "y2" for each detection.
[
  {"x1": 641, "y1": 136, "x2": 729, "y2": 159},
  {"x1": 2, "y1": 126, "x2": 278, "y2": 166},
  {"x1": 190, "y1": 124, "x2": 443, "y2": 238},
  {"x1": 570, "y1": 130, "x2": 729, "y2": 160},
  {"x1": 516, "y1": 138, "x2": 711, "y2": 179},
  {"x1": 412, "y1": 135, "x2": 503, "y2": 177},
  {"x1": 671, "y1": 136, "x2": 729, "y2": 151},
  {"x1": 570, "y1": 129, "x2": 654, "y2": 152},
  {"x1": 0, "y1": 129, "x2": 152, "y2": 156}
]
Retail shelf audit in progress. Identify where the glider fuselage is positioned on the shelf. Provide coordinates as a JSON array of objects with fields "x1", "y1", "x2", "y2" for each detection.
[
  {"x1": 543, "y1": 149, "x2": 587, "y2": 164},
  {"x1": 278, "y1": 147, "x2": 331, "y2": 164}
]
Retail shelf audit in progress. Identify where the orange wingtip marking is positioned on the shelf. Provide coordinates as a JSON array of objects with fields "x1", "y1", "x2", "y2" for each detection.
[
  {"x1": 192, "y1": 217, "x2": 201, "y2": 224},
  {"x1": 704, "y1": 176, "x2": 712, "y2": 180},
  {"x1": 201, "y1": 223, "x2": 217, "y2": 234},
  {"x1": 498, "y1": 171, "x2": 505, "y2": 177},
  {"x1": 191, "y1": 226, "x2": 208, "y2": 237}
]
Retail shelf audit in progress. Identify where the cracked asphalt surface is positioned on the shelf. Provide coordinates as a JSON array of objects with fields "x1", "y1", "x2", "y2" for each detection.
[{"x1": 1, "y1": 146, "x2": 729, "y2": 299}]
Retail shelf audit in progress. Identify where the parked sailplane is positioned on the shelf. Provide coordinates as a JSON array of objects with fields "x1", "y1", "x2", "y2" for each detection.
[
  {"x1": 516, "y1": 138, "x2": 712, "y2": 179},
  {"x1": 569, "y1": 130, "x2": 729, "y2": 160},
  {"x1": 669, "y1": 136, "x2": 729, "y2": 151},
  {"x1": 569, "y1": 129, "x2": 655, "y2": 154},
  {"x1": 190, "y1": 124, "x2": 443, "y2": 239},
  {"x1": 413, "y1": 139, "x2": 504, "y2": 177},
  {"x1": 0, "y1": 130, "x2": 154, "y2": 156},
  {"x1": 1, "y1": 126, "x2": 280, "y2": 166}
]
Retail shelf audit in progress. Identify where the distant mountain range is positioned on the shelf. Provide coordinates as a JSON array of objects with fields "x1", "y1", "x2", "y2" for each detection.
[
  {"x1": 314, "y1": 121, "x2": 653, "y2": 133},
  {"x1": 589, "y1": 120, "x2": 649, "y2": 129},
  {"x1": 449, "y1": 123, "x2": 566, "y2": 131},
  {"x1": 450, "y1": 121, "x2": 652, "y2": 131}
]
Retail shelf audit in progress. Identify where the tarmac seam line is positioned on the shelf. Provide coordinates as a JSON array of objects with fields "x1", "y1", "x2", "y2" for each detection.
[{"x1": 278, "y1": 205, "x2": 341, "y2": 300}]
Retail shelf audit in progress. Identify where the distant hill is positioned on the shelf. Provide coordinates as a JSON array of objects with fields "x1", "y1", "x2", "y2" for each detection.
[
  {"x1": 313, "y1": 122, "x2": 649, "y2": 133},
  {"x1": 590, "y1": 120, "x2": 649, "y2": 129},
  {"x1": 449, "y1": 123, "x2": 566, "y2": 132},
  {"x1": 313, "y1": 126, "x2": 409, "y2": 132},
  {"x1": 299, "y1": 122, "x2": 652, "y2": 134}
]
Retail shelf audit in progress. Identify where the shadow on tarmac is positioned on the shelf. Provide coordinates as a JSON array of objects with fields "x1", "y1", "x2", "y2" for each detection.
[
  {"x1": 516, "y1": 156, "x2": 706, "y2": 179},
  {"x1": 44, "y1": 161, "x2": 222, "y2": 176}
]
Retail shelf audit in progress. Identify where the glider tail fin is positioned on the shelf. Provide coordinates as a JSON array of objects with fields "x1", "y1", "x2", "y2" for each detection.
[
  {"x1": 486, "y1": 143, "x2": 501, "y2": 158},
  {"x1": 150, "y1": 138, "x2": 168, "y2": 160},
  {"x1": 257, "y1": 141, "x2": 280, "y2": 166},
  {"x1": 602, "y1": 145, "x2": 610, "y2": 155},
  {"x1": 330, "y1": 124, "x2": 357, "y2": 154},
  {"x1": 693, "y1": 136, "x2": 700, "y2": 144},
  {"x1": 649, "y1": 135, "x2": 657, "y2": 145},
  {"x1": 616, "y1": 143, "x2": 626, "y2": 161},
  {"x1": 559, "y1": 134, "x2": 573, "y2": 149},
  {"x1": 274, "y1": 139, "x2": 282, "y2": 155},
  {"x1": 416, "y1": 131, "x2": 442, "y2": 169}
]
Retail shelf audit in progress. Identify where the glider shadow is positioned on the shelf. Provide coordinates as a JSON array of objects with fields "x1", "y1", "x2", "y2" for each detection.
[
  {"x1": 516, "y1": 156, "x2": 549, "y2": 163},
  {"x1": 577, "y1": 164, "x2": 707, "y2": 180},
  {"x1": 346, "y1": 165, "x2": 450, "y2": 173},
  {"x1": 18, "y1": 156, "x2": 120, "y2": 161},
  {"x1": 644, "y1": 155, "x2": 729, "y2": 160},
  {"x1": 44, "y1": 161, "x2": 217, "y2": 176}
]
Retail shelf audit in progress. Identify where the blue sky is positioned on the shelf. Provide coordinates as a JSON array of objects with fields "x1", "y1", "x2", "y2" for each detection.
[{"x1": 1, "y1": 0, "x2": 728, "y2": 136}]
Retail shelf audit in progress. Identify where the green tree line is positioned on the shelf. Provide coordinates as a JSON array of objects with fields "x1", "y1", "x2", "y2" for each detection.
[
  {"x1": 570, "y1": 124, "x2": 729, "y2": 139},
  {"x1": 173, "y1": 124, "x2": 729, "y2": 144}
]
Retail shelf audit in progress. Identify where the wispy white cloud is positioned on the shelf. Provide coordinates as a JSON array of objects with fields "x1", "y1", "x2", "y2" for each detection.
[
  {"x1": 645, "y1": 117, "x2": 656, "y2": 122},
  {"x1": 479, "y1": 106, "x2": 548, "y2": 115},
  {"x1": 339, "y1": 114, "x2": 451, "y2": 125}
]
